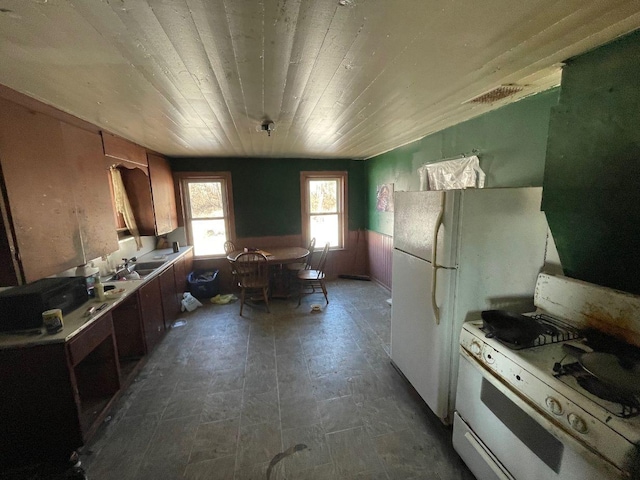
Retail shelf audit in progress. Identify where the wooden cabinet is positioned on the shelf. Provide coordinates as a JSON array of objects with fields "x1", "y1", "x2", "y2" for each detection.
[
  {"x1": 61, "y1": 123, "x2": 119, "y2": 262},
  {"x1": 102, "y1": 131, "x2": 147, "y2": 167},
  {"x1": 67, "y1": 312, "x2": 121, "y2": 437},
  {"x1": 0, "y1": 313, "x2": 120, "y2": 469},
  {"x1": 0, "y1": 343, "x2": 81, "y2": 468},
  {"x1": 0, "y1": 97, "x2": 118, "y2": 285},
  {"x1": 173, "y1": 248, "x2": 194, "y2": 306},
  {"x1": 138, "y1": 277, "x2": 165, "y2": 352},
  {"x1": 159, "y1": 266, "x2": 179, "y2": 330},
  {"x1": 104, "y1": 132, "x2": 178, "y2": 237},
  {"x1": 148, "y1": 153, "x2": 178, "y2": 235},
  {"x1": 111, "y1": 295, "x2": 147, "y2": 384}
]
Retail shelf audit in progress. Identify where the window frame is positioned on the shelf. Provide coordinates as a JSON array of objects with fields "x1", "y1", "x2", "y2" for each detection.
[
  {"x1": 175, "y1": 171, "x2": 235, "y2": 258},
  {"x1": 300, "y1": 171, "x2": 348, "y2": 250}
]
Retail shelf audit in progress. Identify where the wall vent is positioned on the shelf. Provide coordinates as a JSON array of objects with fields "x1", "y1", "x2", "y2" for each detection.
[{"x1": 465, "y1": 84, "x2": 525, "y2": 104}]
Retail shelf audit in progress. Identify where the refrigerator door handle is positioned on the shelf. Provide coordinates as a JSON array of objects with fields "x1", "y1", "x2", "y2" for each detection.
[{"x1": 430, "y1": 192, "x2": 446, "y2": 325}]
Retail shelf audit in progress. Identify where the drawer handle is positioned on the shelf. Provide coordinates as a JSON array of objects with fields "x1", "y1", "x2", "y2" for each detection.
[{"x1": 464, "y1": 432, "x2": 512, "y2": 480}]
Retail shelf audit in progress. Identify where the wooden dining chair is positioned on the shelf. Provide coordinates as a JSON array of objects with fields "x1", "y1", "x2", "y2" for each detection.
[
  {"x1": 287, "y1": 237, "x2": 316, "y2": 272},
  {"x1": 297, "y1": 242, "x2": 330, "y2": 306},
  {"x1": 224, "y1": 240, "x2": 236, "y2": 255},
  {"x1": 234, "y1": 252, "x2": 270, "y2": 315}
]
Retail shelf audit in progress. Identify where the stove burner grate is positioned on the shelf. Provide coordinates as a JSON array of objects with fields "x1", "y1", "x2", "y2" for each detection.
[
  {"x1": 554, "y1": 362, "x2": 640, "y2": 418},
  {"x1": 481, "y1": 314, "x2": 581, "y2": 350},
  {"x1": 529, "y1": 314, "x2": 581, "y2": 346}
]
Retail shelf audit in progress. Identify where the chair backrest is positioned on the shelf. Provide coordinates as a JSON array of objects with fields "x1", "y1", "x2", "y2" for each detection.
[
  {"x1": 304, "y1": 237, "x2": 317, "y2": 269},
  {"x1": 224, "y1": 240, "x2": 237, "y2": 255},
  {"x1": 314, "y1": 242, "x2": 330, "y2": 278},
  {"x1": 234, "y1": 252, "x2": 269, "y2": 287}
]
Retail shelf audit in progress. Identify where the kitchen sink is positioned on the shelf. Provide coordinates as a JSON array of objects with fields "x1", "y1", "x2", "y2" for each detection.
[
  {"x1": 132, "y1": 261, "x2": 166, "y2": 270},
  {"x1": 107, "y1": 260, "x2": 167, "y2": 281}
]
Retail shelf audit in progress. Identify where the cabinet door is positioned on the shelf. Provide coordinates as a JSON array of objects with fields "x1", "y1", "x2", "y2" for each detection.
[
  {"x1": 147, "y1": 153, "x2": 178, "y2": 235},
  {"x1": 138, "y1": 277, "x2": 165, "y2": 352},
  {"x1": 0, "y1": 97, "x2": 82, "y2": 283},
  {"x1": 101, "y1": 132, "x2": 147, "y2": 167},
  {"x1": 159, "y1": 266, "x2": 179, "y2": 330},
  {"x1": 61, "y1": 122, "x2": 118, "y2": 262}
]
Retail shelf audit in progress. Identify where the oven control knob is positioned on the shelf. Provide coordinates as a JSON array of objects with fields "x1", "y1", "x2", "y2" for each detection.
[
  {"x1": 469, "y1": 341, "x2": 482, "y2": 356},
  {"x1": 545, "y1": 397, "x2": 563, "y2": 415},
  {"x1": 483, "y1": 348, "x2": 495, "y2": 364},
  {"x1": 568, "y1": 413, "x2": 588, "y2": 434}
]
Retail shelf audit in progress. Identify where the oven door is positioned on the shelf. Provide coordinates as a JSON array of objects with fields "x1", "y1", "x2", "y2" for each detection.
[{"x1": 453, "y1": 350, "x2": 625, "y2": 480}]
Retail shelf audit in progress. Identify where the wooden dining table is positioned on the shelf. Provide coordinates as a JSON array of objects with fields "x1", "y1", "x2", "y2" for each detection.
[{"x1": 227, "y1": 247, "x2": 310, "y2": 298}]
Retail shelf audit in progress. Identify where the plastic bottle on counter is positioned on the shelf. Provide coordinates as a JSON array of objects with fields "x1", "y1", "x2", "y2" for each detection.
[{"x1": 94, "y1": 276, "x2": 105, "y2": 301}]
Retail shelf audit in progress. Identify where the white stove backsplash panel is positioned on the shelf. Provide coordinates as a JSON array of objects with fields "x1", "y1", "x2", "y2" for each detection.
[{"x1": 535, "y1": 273, "x2": 640, "y2": 348}]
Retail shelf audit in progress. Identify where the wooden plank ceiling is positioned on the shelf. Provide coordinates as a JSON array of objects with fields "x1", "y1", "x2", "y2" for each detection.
[{"x1": 0, "y1": 0, "x2": 639, "y2": 159}]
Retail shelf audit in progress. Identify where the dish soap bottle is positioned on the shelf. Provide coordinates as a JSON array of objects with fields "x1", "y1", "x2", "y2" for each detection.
[{"x1": 94, "y1": 275, "x2": 105, "y2": 301}]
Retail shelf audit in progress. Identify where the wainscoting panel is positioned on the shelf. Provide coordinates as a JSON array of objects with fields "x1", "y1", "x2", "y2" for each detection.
[{"x1": 366, "y1": 230, "x2": 393, "y2": 290}]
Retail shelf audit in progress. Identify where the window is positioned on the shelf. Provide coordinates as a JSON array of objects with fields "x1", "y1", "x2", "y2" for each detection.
[
  {"x1": 301, "y1": 171, "x2": 347, "y2": 249},
  {"x1": 179, "y1": 173, "x2": 235, "y2": 257}
]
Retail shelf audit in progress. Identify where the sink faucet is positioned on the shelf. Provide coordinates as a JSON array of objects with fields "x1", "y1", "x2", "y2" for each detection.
[
  {"x1": 113, "y1": 257, "x2": 137, "y2": 279},
  {"x1": 116, "y1": 257, "x2": 137, "y2": 271}
]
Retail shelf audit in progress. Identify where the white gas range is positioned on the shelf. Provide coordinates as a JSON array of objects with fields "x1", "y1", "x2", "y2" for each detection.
[{"x1": 453, "y1": 273, "x2": 640, "y2": 480}]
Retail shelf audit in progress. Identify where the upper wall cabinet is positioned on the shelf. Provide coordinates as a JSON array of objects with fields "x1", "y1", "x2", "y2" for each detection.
[
  {"x1": 101, "y1": 133, "x2": 177, "y2": 237},
  {"x1": 102, "y1": 132, "x2": 147, "y2": 168},
  {"x1": 147, "y1": 153, "x2": 178, "y2": 235},
  {"x1": 0, "y1": 97, "x2": 118, "y2": 285}
]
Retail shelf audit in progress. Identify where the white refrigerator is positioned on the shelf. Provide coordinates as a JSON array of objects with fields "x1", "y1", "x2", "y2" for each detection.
[{"x1": 390, "y1": 187, "x2": 549, "y2": 424}]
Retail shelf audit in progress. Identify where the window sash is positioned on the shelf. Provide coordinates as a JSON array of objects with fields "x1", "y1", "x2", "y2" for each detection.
[
  {"x1": 177, "y1": 172, "x2": 235, "y2": 258},
  {"x1": 301, "y1": 171, "x2": 347, "y2": 249}
]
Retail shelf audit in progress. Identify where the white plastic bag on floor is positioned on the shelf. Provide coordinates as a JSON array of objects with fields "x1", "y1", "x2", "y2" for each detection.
[{"x1": 181, "y1": 292, "x2": 203, "y2": 312}]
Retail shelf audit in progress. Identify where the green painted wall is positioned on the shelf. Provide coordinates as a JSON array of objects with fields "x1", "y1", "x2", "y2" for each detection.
[
  {"x1": 366, "y1": 88, "x2": 560, "y2": 236},
  {"x1": 543, "y1": 30, "x2": 640, "y2": 294},
  {"x1": 170, "y1": 158, "x2": 366, "y2": 238}
]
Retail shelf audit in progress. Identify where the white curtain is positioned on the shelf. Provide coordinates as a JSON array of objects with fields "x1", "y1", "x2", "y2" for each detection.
[{"x1": 110, "y1": 167, "x2": 143, "y2": 249}]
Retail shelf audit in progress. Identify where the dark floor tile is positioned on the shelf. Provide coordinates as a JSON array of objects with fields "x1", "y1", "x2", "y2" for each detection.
[
  {"x1": 326, "y1": 426, "x2": 383, "y2": 477},
  {"x1": 236, "y1": 421, "x2": 282, "y2": 468},
  {"x1": 373, "y1": 428, "x2": 432, "y2": 479},
  {"x1": 318, "y1": 395, "x2": 363, "y2": 433},
  {"x1": 135, "y1": 415, "x2": 200, "y2": 479},
  {"x1": 201, "y1": 389, "x2": 243, "y2": 423},
  {"x1": 244, "y1": 366, "x2": 278, "y2": 394},
  {"x1": 357, "y1": 395, "x2": 410, "y2": 437},
  {"x1": 189, "y1": 417, "x2": 239, "y2": 464},
  {"x1": 281, "y1": 423, "x2": 331, "y2": 475},
  {"x1": 280, "y1": 395, "x2": 321, "y2": 429},
  {"x1": 183, "y1": 455, "x2": 235, "y2": 480},
  {"x1": 209, "y1": 367, "x2": 246, "y2": 394},
  {"x1": 162, "y1": 387, "x2": 208, "y2": 420},
  {"x1": 234, "y1": 459, "x2": 285, "y2": 480},
  {"x1": 275, "y1": 335, "x2": 303, "y2": 356},
  {"x1": 241, "y1": 388, "x2": 280, "y2": 426},
  {"x1": 81, "y1": 413, "x2": 159, "y2": 480},
  {"x1": 310, "y1": 371, "x2": 352, "y2": 401}
]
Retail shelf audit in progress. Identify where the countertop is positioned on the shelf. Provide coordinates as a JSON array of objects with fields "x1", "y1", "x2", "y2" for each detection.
[{"x1": 0, "y1": 246, "x2": 193, "y2": 349}]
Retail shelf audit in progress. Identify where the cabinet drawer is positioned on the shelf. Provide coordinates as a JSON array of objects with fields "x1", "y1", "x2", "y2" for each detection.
[{"x1": 67, "y1": 313, "x2": 113, "y2": 366}]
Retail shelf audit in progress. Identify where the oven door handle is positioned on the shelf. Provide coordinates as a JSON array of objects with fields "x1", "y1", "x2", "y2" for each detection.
[{"x1": 464, "y1": 432, "x2": 513, "y2": 480}]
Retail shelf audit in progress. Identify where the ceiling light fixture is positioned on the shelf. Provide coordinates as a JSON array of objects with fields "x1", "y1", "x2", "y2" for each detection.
[{"x1": 261, "y1": 121, "x2": 275, "y2": 137}]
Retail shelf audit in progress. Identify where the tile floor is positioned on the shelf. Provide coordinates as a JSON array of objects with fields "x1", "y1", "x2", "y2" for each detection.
[{"x1": 82, "y1": 279, "x2": 475, "y2": 480}]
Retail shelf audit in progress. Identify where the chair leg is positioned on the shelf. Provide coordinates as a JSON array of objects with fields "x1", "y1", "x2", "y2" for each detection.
[
  {"x1": 240, "y1": 288, "x2": 246, "y2": 316},
  {"x1": 263, "y1": 287, "x2": 270, "y2": 313},
  {"x1": 297, "y1": 280, "x2": 303, "y2": 306},
  {"x1": 321, "y1": 280, "x2": 329, "y2": 304}
]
